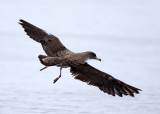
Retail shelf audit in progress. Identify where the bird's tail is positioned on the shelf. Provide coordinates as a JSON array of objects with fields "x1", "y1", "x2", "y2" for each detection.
[
  {"x1": 38, "y1": 55, "x2": 59, "y2": 66},
  {"x1": 38, "y1": 55, "x2": 49, "y2": 66}
]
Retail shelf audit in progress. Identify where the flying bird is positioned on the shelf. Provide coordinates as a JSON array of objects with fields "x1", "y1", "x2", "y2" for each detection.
[{"x1": 19, "y1": 19, "x2": 141, "y2": 97}]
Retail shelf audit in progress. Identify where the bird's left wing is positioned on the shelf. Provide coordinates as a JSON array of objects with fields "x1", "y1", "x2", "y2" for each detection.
[
  {"x1": 19, "y1": 19, "x2": 71, "y2": 57},
  {"x1": 70, "y1": 63, "x2": 141, "y2": 97}
]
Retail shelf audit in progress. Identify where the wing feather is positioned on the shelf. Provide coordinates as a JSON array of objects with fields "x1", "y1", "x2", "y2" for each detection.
[
  {"x1": 70, "y1": 63, "x2": 141, "y2": 97},
  {"x1": 19, "y1": 19, "x2": 71, "y2": 57}
]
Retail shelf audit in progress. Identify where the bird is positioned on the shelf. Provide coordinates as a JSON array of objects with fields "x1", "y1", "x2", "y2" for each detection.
[{"x1": 19, "y1": 19, "x2": 141, "y2": 97}]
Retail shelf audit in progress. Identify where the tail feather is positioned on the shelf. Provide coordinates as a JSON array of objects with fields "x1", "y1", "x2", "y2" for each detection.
[{"x1": 38, "y1": 55, "x2": 48, "y2": 66}]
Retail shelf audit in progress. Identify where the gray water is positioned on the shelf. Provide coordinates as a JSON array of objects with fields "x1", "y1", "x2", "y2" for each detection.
[{"x1": 0, "y1": 0, "x2": 160, "y2": 114}]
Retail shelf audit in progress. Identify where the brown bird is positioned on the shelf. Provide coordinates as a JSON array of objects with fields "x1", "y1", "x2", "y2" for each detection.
[{"x1": 19, "y1": 19, "x2": 141, "y2": 97}]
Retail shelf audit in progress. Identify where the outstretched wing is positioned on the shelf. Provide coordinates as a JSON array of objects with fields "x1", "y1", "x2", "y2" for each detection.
[
  {"x1": 70, "y1": 63, "x2": 141, "y2": 97},
  {"x1": 19, "y1": 19, "x2": 71, "y2": 57}
]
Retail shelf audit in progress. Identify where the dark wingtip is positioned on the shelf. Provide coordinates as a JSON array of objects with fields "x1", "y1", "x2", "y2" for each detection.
[
  {"x1": 139, "y1": 89, "x2": 142, "y2": 91},
  {"x1": 18, "y1": 19, "x2": 24, "y2": 25},
  {"x1": 19, "y1": 19, "x2": 24, "y2": 22},
  {"x1": 19, "y1": 19, "x2": 28, "y2": 25}
]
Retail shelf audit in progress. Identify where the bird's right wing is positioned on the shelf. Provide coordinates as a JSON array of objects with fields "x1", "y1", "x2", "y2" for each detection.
[
  {"x1": 70, "y1": 63, "x2": 141, "y2": 97},
  {"x1": 19, "y1": 19, "x2": 71, "y2": 57}
]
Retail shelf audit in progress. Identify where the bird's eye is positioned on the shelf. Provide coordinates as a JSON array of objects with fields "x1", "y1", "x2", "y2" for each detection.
[{"x1": 92, "y1": 53, "x2": 96, "y2": 57}]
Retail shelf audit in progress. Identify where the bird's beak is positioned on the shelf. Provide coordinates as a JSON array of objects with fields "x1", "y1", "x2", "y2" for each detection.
[{"x1": 96, "y1": 57, "x2": 101, "y2": 62}]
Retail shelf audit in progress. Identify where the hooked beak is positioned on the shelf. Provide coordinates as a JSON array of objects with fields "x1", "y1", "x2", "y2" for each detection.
[{"x1": 96, "y1": 57, "x2": 101, "y2": 62}]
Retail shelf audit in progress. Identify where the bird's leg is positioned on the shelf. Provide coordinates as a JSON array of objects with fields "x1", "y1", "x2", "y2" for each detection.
[
  {"x1": 40, "y1": 66, "x2": 48, "y2": 71},
  {"x1": 53, "y1": 68, "x2": 62, "y2": 83}
]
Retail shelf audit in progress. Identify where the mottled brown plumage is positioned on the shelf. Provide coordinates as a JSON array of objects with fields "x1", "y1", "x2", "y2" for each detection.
[
  {"x1": 19, "y1": 19, "x2": 141, "y2": 97},
  {"x1": 38, "y1": 52, "x2": 96, "y2": 67}
]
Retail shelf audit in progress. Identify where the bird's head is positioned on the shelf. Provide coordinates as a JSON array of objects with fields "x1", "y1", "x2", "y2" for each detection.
[{"x1": 87, "y1": 52, "x2": 101, "y2": 62}]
